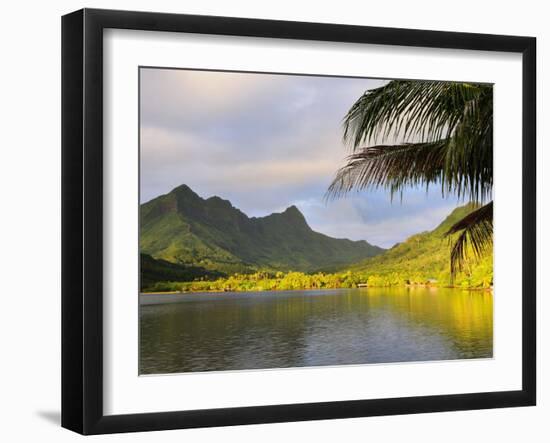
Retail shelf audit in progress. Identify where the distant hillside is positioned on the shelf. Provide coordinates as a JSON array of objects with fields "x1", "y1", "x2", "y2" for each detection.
[
  {"x1": 140, "y1": 184, "x2": 384, "y2": 274},
  {"x1": 344, "y1": 204, "x2": 493, "y2": 287},
  {"x1": 140, "y1": 253, "x2": 224, "y2": 290}
]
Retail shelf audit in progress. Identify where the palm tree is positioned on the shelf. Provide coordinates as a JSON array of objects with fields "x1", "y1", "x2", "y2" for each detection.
[{"x1": 327, "y1": 80, "x2": 493, "y2": 276}]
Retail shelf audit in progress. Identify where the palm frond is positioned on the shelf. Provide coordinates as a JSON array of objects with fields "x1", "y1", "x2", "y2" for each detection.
[
  {"x1": 341, "y1": 81, "x2": 493, "y2": 203},
  {"x1": 344, "y1": 80, "x2": 490, "y2": 147},
  {"x1": 331, "y1": 80, "x2": 493, "y2": 277},
  {"x1": 326, "y1": 141, "x2": 447, "y2": 200},
  {"x1": 446, "y1": 202, "x2": 493, "y2": 277}
]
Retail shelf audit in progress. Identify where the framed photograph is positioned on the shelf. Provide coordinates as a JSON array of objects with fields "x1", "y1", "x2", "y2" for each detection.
[{"x1": 62, "y1": 8, "x2": 536, "y2": 434}]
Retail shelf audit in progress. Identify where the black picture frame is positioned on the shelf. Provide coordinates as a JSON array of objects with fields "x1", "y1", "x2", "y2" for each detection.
[{"x1": 62, "y1": 8, "x2": 536, "y2": 435}]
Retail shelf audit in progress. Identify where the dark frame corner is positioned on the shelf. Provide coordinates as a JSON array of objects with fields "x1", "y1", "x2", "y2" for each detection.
[{"x1": 62, "y1": 8, "x2": 536, "y2": 435}]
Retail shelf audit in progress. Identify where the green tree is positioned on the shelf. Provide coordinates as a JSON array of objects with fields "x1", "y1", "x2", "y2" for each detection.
[{"x1": 327, "y1": 80, "x2": 493, "y2": 276}]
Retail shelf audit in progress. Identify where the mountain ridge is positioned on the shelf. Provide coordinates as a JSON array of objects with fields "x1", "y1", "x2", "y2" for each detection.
[{"x1": 140, "y1": 184, "x2": 385, "y2": 274}]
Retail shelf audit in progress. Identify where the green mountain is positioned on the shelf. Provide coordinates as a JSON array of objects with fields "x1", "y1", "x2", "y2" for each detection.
[
  {"x1": 140, "y1": 184, "x2": 385, "y2": 274},
  {"x1": 343, "y1": 204, "x2": 493, "y2": 287}
]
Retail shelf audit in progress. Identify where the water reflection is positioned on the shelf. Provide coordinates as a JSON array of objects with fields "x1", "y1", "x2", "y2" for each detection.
[{"x1": 139, "y1": 287, "x2": 493, "y2": 374}]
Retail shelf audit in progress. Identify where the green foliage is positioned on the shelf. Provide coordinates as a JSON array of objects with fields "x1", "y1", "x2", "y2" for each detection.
[
  {"x1": 141, "y1": 204, "x2": 493, "y2": 293},
  {"x1": 142, "y1": 270, "x2": 364, "y2": 293},
  {"x1": 345, "y1": 204, "x2": 493, "y2": 288},
  {"x1": 140, "y1": 184, "x2": 384, "y2": 275},
  {"x1": 445, "y1": 202, "x2": 493, "y2": 276},
  {"x1": 140, "y1": 253, "x2": 225, "y2": 291}
]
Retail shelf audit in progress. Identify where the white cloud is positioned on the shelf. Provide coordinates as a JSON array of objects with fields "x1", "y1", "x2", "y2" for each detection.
[
  {"x1": 140, "y1": 68, "x2": 293, "y2": 130},
  {"x1": 140, "y1": 68, "x2": 458, "y2": 245}
]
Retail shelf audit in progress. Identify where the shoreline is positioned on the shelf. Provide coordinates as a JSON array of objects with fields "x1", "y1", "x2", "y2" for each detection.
[{"x1": 141, "y1": 285, "x2": 493, "y2": 296}]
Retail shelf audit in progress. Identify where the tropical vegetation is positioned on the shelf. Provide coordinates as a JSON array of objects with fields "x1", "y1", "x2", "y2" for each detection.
[
  {"x1": 327, "y1": 80, "x2": 493, "y2": 276},
  {"x1": 141, "y1": 203, "x2": 492, "y2": 293}
]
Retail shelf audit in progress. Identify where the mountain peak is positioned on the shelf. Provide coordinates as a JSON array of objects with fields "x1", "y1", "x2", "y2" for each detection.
[
  {"x1": 271, "y1": 205, "x2": 309, "y2": 230},
  {"x1": 141, "y1": 184, "x2": 384, "y2": 273},
  {"x1": 283, "y1": 205, "x2": 301, "y2": 215},
  {"x1": 171, "y1": 183, "x2": 199, "y2": 198}
]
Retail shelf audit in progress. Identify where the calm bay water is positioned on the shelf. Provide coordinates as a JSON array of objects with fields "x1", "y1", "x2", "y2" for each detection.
[{"x1": 139, "y1": 287, "x2": 492, "y2": 374}]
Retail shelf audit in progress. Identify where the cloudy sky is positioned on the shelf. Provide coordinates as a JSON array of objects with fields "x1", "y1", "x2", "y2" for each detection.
[{"x1": 140, "y1": 68, "x2": 460, "y2": 248}]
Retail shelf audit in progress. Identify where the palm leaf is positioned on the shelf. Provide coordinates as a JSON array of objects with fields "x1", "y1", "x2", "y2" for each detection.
[
  {"x1": 340, "y1": 80, "x2": 493, "y2": 204},
  {"x1": 446, "y1": 202, "x2": 493, "y2": 277},
  {"x1": 326, "y1": 141, "x2": 447, "y2": 200},
  {"x1": 344, "y1": 81, "x2": 490, "y2": 146},
  {"x1": 329, "y1": 79, "x2": 493, "y2": 277}
]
